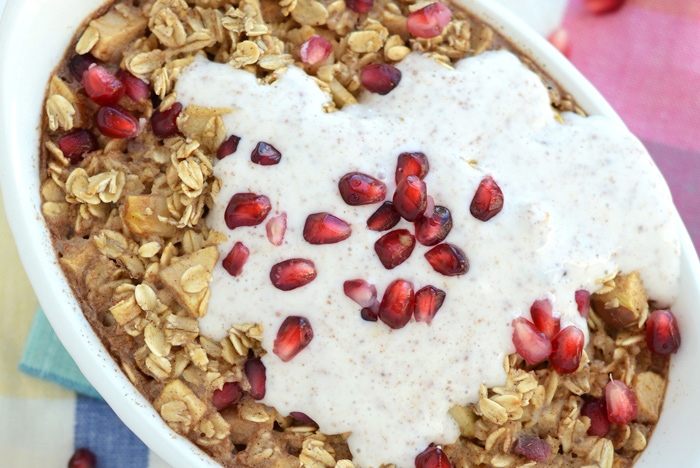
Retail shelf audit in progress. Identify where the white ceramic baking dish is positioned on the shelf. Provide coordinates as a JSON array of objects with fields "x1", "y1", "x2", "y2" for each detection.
[{"x1": 1, "y1": 1, "x2": 698, "y2": 467}]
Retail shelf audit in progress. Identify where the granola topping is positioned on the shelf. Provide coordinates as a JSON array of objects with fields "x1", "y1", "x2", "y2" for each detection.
[{"x1": 170, "y1": 51, "x2": 682, "y2": 466}]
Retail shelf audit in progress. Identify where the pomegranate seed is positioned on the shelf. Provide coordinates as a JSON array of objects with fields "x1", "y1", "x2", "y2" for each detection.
[
  {"x1": 212, "y1": 382, "x2": 243, "y2": 410},
  {"x1": 512, "y1": 317, "x2": 552, "y2": 364},
  {"x1": 511, "y1": 435, "x2": 551, "y2": 462},
  {"x1": 547, "y1": 27, "x2": 571, "y2": 58},
  {"x1": 69, "y1": 448, "x2": 97, "y2": 468},
  {"x1": 415, "y1": 205, "x2": 452, "y2": 246},
  {"x1": 414, "y1": 286, "x2": 446, "y2": 324},
  {"x1": 424, "y1": 243, "x2": 468, "y2": 276},
  {"x1": 222, "y1": 242, "x2": 250, "y2": 277},
  {"x1": 345, "y1": 0, "x2": 373, "y2": 13},
  {"x1": 96, "y1": 106, "x2": 140, "y2": 139},
  {"x1": 56, "y1": 129, "x2": 97, "y2": 164},
  {"x1": 529, "y1": 298, "x2": 560, "y2": 340},
  {"x1": 406, "y1": 3, "x2": 452, "y2": 39},
  {"x1": 69, "y1": 54, "x2": 97, "y2": 81},
  {"x1": 217, "y1": 134, "x2": 241, "y2": 160},
  {"x1": 116, "y1": 69, "x2": 150, "y2": 102},
  {"x1": 270, "y1": 259, "x2": 317, "y2": 291},
  {"x1": 581, "y1": 396, "x2": 610, "y2": 437},
  {"x1": 304, "y1": 212, "x2": 352, "y2": 244},
  {"x1": 225, "y1": 193, "x2": 271, "y2": 230},
  {"x1": 549, "y1": 326, "x2": 584, "y2": 374},
  {"x1": 151, "y1": 102, "x2": 183, "y2": 138},
  {"x1": 378, "y1": 279, "x2": 414, "y2": 329},
  {"x1": 646, "y1": 309, "x2": 681, "y2": 355},
  {"x1": 361, "y1": 64, "x2": 402, "y2": 95},
  {"x1": 361, "y1": 307, "x2": 379, "y2": 322},
  {"x1": 415, "y1": 446, "x2": 452, "y2": 468},
  {"x1": 266, "y1": 212, "x2": 287, "y2": 246},
  {"x1": 585, "y1": 0, "x2": 624, "y2": 14},
  {"x1": 338, "y1": 172, "x2": 387, "y2": 205},
  {"x1": 300, "y1": 35, "x2": 333, "y2": 65},
  {"x1": 251, "y1": 142, "x2": 282, "y2": 166},
  {"x1": 470, "y1": 176, "x2": 504, "y2": 221},
  {"x1": 82, "y1": 65, "x2": 125, "y2": 106},
  {"x1": 290, "y1": 411, "x2": 318, "y2": 426},
  {"x1": 395, "y1": 151, "x2": 430, "y2": 183},
  {"x1": 575, "y1": 290, "x2": 591, "y2": 318},
  {"x1": 367, "y1": 202, "x2": 401, "y2": 231},
  {"x1": 374, "y1": 229, "x2": 416, "y2": 269},
  {"x1": 245, "y1": 358, "x2": 266, "y2": 400},
  {"x1": 344, "y1": 279, "x2": 378, "y2": 309},
  {"x1": 606, "y1": 379, "x2": 637, "y2": 424},
  {"x1": 424, "y1": 195, "x2": 435, "y2": 217},
  {"x1": 273, "y1": 316, "x2": 314, "y2": 362},
  {"x1": 393, "y1": 175, "x2": 427, "y2": 221}
]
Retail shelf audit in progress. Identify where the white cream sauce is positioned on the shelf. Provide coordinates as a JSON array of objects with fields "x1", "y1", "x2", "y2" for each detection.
[{"x1": 176, "y1": 51, "x2": 680, "y2": 468}]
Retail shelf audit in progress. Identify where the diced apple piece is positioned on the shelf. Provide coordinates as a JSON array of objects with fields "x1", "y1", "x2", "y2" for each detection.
[
  {"x1": 449, "y1": 405, "x2": 478, "y2": 437},
  {"x1": 159, "y1": 246, "x2": 219, "y2": 318},
  {"x1": 592, "y1": 272, "x2": 649, "y2": 328},
  {"x1": 88, "y1": 5, "x2": 148, "y2": 62},
  {"x1": 124, "y1": 195, "x2": 176, "y2": 238},
  {"x1": 632, "y1": 372, "x2": 664, "y2": 424},
  {"x1": 59, "y1": 238, "x2": 99, "y2": 280},
  {"x1": 154, "y1": 379, "x2": 208, "y2": 432}
]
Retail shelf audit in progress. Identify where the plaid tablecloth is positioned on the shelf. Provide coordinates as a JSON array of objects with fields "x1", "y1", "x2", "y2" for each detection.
[{"x1": 0, "y1": 0, "x2": 698, "y2": 467}]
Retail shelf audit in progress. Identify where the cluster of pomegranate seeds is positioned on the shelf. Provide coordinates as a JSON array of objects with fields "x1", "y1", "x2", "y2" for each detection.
[
  {"x1": 290, "y1": 411, "x2": 318, "y2": 426},
  {"x1": 645, "y1": 309, "x2": 681, "y2": 355},
  {"x1": 270, "y1": 258, "x2": 317, "y2": 291},
  {"x1": 424, "y1": 243, "x2": 469, "y2": 276},
  {"x1": 69, "y1": 448, "x2": 97, "y2": 468},
  {"x1": 251, "y1": 142, "x2": 282, "y2": 165},
  {"x1": 69, "y1": 53, "x2": 97, "y2": 81},
  {"x1": 415, "y1": 206, "x2": 452, "y2": 246},
  {"x1": 225, "y1": 193, "x2": 272, "y2": 230},
  {"x1": 273, "y1": 316, "x2": 314, "y2": 362},
  {"x1": 300, "y1": 35, "x2": 333, "y2": 65},
  {"x1": 414, "y1": 286, "x2": 446, "y2": 324},
  {"x1": 470, "y1": 175, "x2": 504, "y2": 221},
  {"x1": 394, "y1": 175, "x2": 427, "y2": 221},
  {"x1": 266, "y1": 212, "x2": 287, "y2": 246},
  {"x1": 585, "y1": 0, "x2": 624, "y2": 14},
  {"x1": 57, "y1": 129, "x2": 97, "y2": 164},
  {"x1": 605, "y1": 379, "x2": 637, "y2": 424},
  {"x1": 212, "y1": 382, "x2": 244, "y2": 410},
  {"x1": 343, "y1": 279, "x2": 379, "y2": 310},
  {"x1": 360, "y1": 64, "x2": 402, "y2": 95},
  {"x1": 222, "y1": 242, "x2": 250, "y2": 277},
  {"x1": 303, "y1": 212, "x2": 352, "y2": 244},
  {"x1": 151, "y1": 102, "x2": 183, "y2": 138},
  {"x1": 549, "y1": 325, "x2": 584, "y2": 374},
  {"x1": 82, "y1": 65, "x2": 125, "y2": 106},
  {"x1": 367, "y1": 202, "x2": 401, "y2": 231},
  {"x1": 217, "y1": 134, "x2": 241, "y2": 160},
  {"x1": 116, "y1": 70, "x2": 150, "y2": 102},
  {"x1": 406, "y1": 3, "x2": 452, "y2": 39},
  {"x1": 530, "y1": 298, "x2": 560, "y2": 340},
  {"x1": 374, "y1": 229, "x2": 416, "y2": 269},
  {"x1": 338, "y1": 172, "x2": 387, "y2": 205},
  {"x1": 245, "y1": 358, "x2": 266, "y2": 400},
  {"x1": 415, "y1": 446, "x2": 453, "y2": 468},
  {"x1": 96, "y1": 106, "x2": 140, "y2": 139},
  {"x1": 511, "y1": 435, "x2": 551, "y2": 462},
  {"x1": 378, "y1": 279, "x2": 415, "y2": 329},
  {"x1": 345, "y1": 0, "x2": 373, "y2": 13},
  {"x1": 547, "y1": 27, "x2": 571, "y2": 58},
  {"x1": 574, "y1": 289, "x2": 591, "y2": 318},
  {"x1": 395, "y1": 152, "x2": 429, "y2": 183},
  {"x1": 580, "y1": 396, "x2": 610, "y2": 436},
  {"x1": 511, "y1": 317, "x2": 552, "y2": 365}
]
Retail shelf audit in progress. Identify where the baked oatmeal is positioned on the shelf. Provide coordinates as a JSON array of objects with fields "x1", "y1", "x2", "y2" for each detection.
[{"x1": 39, "y1": 1, "x2": 682, "y2": 467}]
